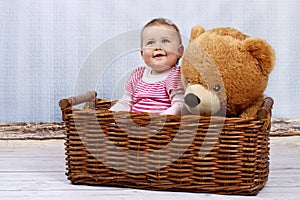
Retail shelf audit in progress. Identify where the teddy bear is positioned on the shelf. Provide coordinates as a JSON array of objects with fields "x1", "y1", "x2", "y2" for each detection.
[{"x1": 181, "y1": 25, "x2": 275, "y2": 118}]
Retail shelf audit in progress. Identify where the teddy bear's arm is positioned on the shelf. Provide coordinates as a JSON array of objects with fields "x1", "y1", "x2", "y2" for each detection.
[{"x1": 239, "y1": 95, "x2": 266, "y2": 118}]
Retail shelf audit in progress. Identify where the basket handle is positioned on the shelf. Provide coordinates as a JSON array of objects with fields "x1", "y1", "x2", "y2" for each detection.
[
  {"x1": 59, "y1": 90, "x2": 97, "y2": 110},
  {"x1": 256, "y1": 97, "x2": 274, "y2": 119}
]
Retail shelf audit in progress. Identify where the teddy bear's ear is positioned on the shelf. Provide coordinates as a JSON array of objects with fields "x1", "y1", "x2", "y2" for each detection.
[
  {"x1": 190, "y1": 26, "x2": 205, "y2": 40},
  {"x1": 242, "y1": 38, "x2": 275, "y2": 76}
]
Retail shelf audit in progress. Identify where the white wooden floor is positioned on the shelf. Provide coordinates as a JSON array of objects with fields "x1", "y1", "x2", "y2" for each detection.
[{"x1": 0, "y1": 136, "x2": 299, "y2": 200}]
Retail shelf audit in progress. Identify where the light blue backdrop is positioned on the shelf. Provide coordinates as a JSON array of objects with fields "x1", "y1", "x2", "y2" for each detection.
[{"x1": 0, "y1": 0, "x2": 299, "y2": 122}]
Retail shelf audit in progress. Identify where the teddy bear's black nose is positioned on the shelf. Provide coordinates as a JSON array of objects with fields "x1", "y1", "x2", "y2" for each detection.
[{"x1": 184, "y1": 93, "x2": 201, "y2": 108}]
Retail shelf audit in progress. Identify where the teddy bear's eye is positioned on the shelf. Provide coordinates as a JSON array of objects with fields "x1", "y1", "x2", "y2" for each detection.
[{"x1": 213, "y1": 84, "x2": 221, "y2": 92}]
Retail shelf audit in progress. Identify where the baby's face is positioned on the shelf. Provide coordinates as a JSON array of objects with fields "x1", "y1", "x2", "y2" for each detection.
[{"x1": 141, "y1": 25, "x2": 183, "y2": 74}]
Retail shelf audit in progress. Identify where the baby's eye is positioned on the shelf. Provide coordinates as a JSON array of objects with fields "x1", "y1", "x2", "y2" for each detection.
[
  {"x1": 146, "y1": 41, "x2": 155, "y2": 46},
  {"x1": 162, "y1": 39, "x2": 170, "y2": 43}
]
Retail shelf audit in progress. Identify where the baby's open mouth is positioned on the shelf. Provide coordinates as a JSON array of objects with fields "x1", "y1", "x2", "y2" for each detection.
[{"x1": 154, "y1": 53, "x2": 165, "y2": 58}]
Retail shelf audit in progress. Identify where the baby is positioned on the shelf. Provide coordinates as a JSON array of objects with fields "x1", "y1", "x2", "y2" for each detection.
[{"x1": 110, "y1": 18, "x2": 186, "y2": 115}]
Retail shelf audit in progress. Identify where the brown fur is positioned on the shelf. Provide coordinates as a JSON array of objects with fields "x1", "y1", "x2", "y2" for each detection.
[{"x1": 182, "y1": 26, "x2": 275, "y2": 118}]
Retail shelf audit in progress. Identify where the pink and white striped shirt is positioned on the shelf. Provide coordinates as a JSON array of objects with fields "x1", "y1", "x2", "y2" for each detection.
[{"x1": 125, "y1": 66, "x2": 183, "y2": 114}]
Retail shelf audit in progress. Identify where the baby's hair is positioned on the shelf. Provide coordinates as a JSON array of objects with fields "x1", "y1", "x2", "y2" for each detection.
[{"x1": 141, "y1": 18, "x2": 182, "y2": 45}]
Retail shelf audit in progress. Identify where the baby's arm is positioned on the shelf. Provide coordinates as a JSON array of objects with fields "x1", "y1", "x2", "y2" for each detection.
[
  {"x1": 161, "y1": 88, "x2": 187, "y2": 115},
  {"x1": 109, "y1": 90, "x2": 133, "y2": 112}
]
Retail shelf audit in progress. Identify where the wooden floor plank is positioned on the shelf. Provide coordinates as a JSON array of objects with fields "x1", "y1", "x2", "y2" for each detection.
[
  {"x1": 1, "y1": 188, "x2": 300, "y2": 200},
  {"x1": 0, "y1": 137, "x2": 299, "y2": 200}
]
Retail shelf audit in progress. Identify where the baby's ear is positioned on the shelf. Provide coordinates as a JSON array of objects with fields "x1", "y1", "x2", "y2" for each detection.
[
  {"x1": 178, "y1": 44, "x2": 184, "y2": 57},
  {"x1": 242, "y1": 38, "x2": 275, "y2": 76},
  {"x1": 140, "y1": 49, "x2": 144, "y2": 57},
  {"x1": 190, "y1": 26, "x2": 205, "y2": 41}
]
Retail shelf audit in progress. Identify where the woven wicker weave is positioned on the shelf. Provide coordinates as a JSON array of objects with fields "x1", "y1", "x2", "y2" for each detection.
[{"x1": 59, "y1": 91, "x2": 273, "y2": 195}]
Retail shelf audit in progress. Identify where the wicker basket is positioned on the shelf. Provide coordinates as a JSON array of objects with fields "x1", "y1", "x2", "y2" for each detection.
[{"x1": 59, "y1": 91, "x2": 273, "y2": 195}]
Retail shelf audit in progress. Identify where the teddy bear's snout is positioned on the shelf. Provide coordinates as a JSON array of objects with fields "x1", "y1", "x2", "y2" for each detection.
[{"x1": 184, "y1": 93, "x2": 201, "y2": 108}]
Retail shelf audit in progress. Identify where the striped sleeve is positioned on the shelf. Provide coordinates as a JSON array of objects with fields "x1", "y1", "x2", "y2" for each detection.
[
  {"x1": 125, "y1": 66, "x2": 145, "y2": 95},
  {"x1": 165, "y1": 67, "x2": 184, "y2": 94}
]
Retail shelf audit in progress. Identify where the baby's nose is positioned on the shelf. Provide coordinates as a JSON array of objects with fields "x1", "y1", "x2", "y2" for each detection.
[
  {"x1": 154, "y1": 44, "x2": 163, "y2": 50},
  {"x1": 155, "y1": 47, "x2": 162, "y2": 51}
]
